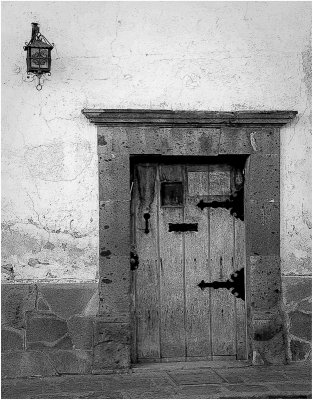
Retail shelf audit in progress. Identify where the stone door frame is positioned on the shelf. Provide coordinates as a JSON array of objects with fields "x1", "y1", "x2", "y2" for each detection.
[{"x1": 82, "y1": 109, "x2": 297, "y2": 371}]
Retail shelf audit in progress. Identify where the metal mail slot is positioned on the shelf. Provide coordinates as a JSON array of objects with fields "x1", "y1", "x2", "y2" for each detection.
[{"x1": 168, "y1": 223, "x2": 198, "y2": 232}]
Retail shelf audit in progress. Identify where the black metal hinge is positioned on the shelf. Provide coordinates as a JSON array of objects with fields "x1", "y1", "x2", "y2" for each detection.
[
  {"x1": 197, "y1": 188, "x2": 244, "y2": 221},
  {"x1": 198, "y1": 268, "x2": 245, "y2": 300}
]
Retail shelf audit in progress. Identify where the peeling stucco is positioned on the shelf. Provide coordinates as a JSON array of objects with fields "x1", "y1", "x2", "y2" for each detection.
[{"x1": 2, "y1": 220, "x2": 98, "y2": 282}]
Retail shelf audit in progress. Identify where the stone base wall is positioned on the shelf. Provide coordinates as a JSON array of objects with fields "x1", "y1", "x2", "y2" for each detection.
[
  {"x1": 1, "y1": 283, "x2": 130, "y2": 378},
  {"x1": 2, "y1": 278, "x2": 311, "y2": 377},
  {"x1": 282, "y1": 276, "x2": 312, "y2": 361}
]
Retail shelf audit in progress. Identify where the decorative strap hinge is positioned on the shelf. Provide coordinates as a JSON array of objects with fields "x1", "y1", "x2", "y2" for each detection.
[{"x1": 198, "y1": 268, "x2": 245, "y2": 300}]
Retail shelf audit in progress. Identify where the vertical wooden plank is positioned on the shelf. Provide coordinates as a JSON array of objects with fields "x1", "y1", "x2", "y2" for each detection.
[
  {"x1": 209, "y1": 165, "x2": 237, "y2": 356},
  {"x1": 234, "y1": 217, "x2": 247, "y2": 360},
  {"x1": 159, "y1": 164, "x2": 185, "y2": 359},
  {"x1": 135, "y1": 164, "x2": 160, "y2": 360},
  {"x1": 209, "y1": 168, "x2": 231, "y2": 195},
  {"x1": 184, "y1": 165, "x2": 212, "y2": 358},
  {"x1": 130, "y1": 166, "x2": 137, "y2": 363}
]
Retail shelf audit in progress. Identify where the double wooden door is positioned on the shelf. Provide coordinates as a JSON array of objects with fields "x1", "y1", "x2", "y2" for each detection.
[{"x1": 131, "y1": 161, "x2": 247, "y2": 363}]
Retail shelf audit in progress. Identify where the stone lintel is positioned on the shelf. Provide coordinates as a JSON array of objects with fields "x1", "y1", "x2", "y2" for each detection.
[{"x1": 82, "y1": 109, "x2": 297, "y2": 127}]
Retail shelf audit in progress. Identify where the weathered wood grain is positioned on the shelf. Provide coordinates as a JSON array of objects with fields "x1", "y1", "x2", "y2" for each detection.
[
  {"x1": 184, "y1": 165, "x2": 211, "y2": 358},
  {"x1": 159, "y1": 165, "x2": 185, "y2": 358},
  {"x1": 234, "y1": 217, "x2": 247, "y2": 360},
  {"x1": 210, "y1": 207, "x2": 237, "y2": 356},
  {"x1": 209, "y1": 165, "x2": 236, "y2": 356},
  {"x1": 134, "y1": 164, "x2": 160, "y2": 360}
]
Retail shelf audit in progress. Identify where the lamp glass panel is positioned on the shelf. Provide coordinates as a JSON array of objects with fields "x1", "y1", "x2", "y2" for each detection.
[
  {"x1": 30, "y1": 48, "x2": 41, "y2": 57},
  {"x1": 30, "y1": 58, "x2": 48, "y2": 68},
  {"x1": 30, "y1": 48, "x2": 49, "y2": 69},
  {"x1": 40, "y1": 49, "x2": 48, "y2": 57}
]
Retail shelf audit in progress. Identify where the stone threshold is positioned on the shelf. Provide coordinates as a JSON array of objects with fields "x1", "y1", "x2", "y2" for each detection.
[{"x1": 131, "y1": 360, "x2": 252, "y2": 372}]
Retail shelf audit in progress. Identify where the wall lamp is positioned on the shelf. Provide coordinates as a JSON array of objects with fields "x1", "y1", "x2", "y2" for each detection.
[{"x1": 24, "y1": 23, "x2": 54, "y2": 90}]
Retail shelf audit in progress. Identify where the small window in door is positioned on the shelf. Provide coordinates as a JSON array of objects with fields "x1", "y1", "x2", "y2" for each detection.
[{"x1": 161, "y1": 182, "x2": 183, "y2": 206}]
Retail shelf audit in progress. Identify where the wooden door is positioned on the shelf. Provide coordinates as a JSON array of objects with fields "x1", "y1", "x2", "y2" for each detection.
[{"x1": 131, "y1": 161, "x2": 247, "y2": 363}]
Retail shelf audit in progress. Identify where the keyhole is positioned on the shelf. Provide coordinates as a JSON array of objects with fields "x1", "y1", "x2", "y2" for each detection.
[{"x1": 144, "y1": 213, "x2": 150, "y2": 234}]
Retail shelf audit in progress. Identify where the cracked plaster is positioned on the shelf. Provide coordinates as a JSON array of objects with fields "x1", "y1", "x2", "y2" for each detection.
[{"x1": 2, "y1": 2, "x2": 311, "y2": 285}]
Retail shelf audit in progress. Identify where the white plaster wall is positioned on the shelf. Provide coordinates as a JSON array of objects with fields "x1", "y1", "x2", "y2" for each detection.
[{"x1": 2, "y1": 1, "x2": 311, "y2": 282}]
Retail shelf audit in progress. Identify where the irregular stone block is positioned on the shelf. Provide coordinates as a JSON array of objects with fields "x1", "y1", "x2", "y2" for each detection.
[
  {"x1": 148, "y1": 128, "x2": 171, "y2": 154},
  {"x1": 97, "y1": 128, "x2": 113, "y2": 156},
  {"x1": 250, "y1": 256, "x2": 281, "y2": 310},
  {"x1": 246, "y1": 127, "x2": 280, "y2": 154},
  {"x1": 83, "y1": 291, "x2": 99, "y2": 316},
  {"x1": 247, "y1": 154, "x2": 280, "y2": 201},
  {"x1": 281, "y1": 251, "x2": 311, "y2": 277},
  {"x1": 297, "y1": 298, "x2": 312, "y2": 313},
  {"x1": 219, "y1": 127, "x2": 254, "y2": 154},
  {"x1": 142, "y1": 127, "x2": 170, "y2": 155},
  {"x1": 98, "y1": 155, "x2": 130, "y2": 201},
  {"x1": 282, "y1": 276, "x2": 312, "y2": 305},
  {"x1": 27, "y1": 334, "x2": 73, "y2": 350},
  {"x1": 26, "y1": 311, "x2": 69, "y2": 343},
  {"x1": 170, "y1": 128, "x2": 220, "y2": 156},
  {"x1": 37, "y1": 296, "x2": 51, "y2": 311},
  {"x1": 37, "y1": 283, "x2": 98, "y2": 319},
  {"x1": 126, "y1": 126, "x2": 170, "y2": 155},
  {"x1": 93, "y1": 321, "x2": 130, "y2": 370},
  {"x1": 253, "y1": 317, "x2": 284, "y2": 341},
  {"x1": 1, "y1": 326, "x2": 24, "y2": 351},
  {"x1": 281, "y1": 274, "x2": 312, "y2": 362},
  {"x1": 247, "y1": 201, "x2": 280, "y2": 256},
  {"x1": 290, "y1": 339, "x2": 311, "y2": 361},
  {"x1": 1, "y1": 351, "x2": 57, "y2": 378},
  {"x1": 127, "y1": 127, "x2": 158, "y2": 154},
  {"x1": 289, "y1": 310, "x2": 311, "y2": 341},
  {"x1": 252, "y1": 331, "x2": 287, "y2": 365},
  {"x1": 2, "y1": 284, "x2": 37, "y2": 329},
  {"x1": 99, "y1": 200, "x2": 130, "y2": 257},
  {"x1": 47, "y1": 349, "x2": 93, "y2": 374},
  {"x1": 98, "y1": 127, "x2": 130, "y2": 156},
  {"x1": 99, "y1": 256, "x2": 130, "y2": 319},
  {"x1": 67, "y1": 316, "x2": 94, "y2": 349}
]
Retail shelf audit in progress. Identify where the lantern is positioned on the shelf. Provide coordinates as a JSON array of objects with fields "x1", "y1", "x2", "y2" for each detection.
[{"x1": 23, "y1": 23, "x2": 54, "y2": 90}]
